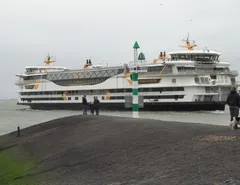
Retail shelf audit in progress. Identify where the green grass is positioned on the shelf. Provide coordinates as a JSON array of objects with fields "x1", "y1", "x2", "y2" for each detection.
[{"x1": 0, "y1": 151, "x2": 36, "y2": 185}]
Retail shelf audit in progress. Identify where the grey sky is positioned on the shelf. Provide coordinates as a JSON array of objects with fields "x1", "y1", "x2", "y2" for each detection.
[{"x1": 1, "y1": 0, "x2": 240, "y2": 99}]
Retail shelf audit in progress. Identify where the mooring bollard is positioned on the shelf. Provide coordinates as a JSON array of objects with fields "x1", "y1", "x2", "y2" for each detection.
[{"x1": 17, "y1": 126, "x2": 20, "y2": 137}]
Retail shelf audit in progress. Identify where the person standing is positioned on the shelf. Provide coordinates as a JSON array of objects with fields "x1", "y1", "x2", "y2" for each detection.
[
  {"x1": 82, "y1": 95, "x2": 88, "y2": 115},
  {"x1": 94, "y1": 96, "x2": 100, "y2": 115},
  {"x1": 226, "y1": 86, "x2": 240, "y2": 129}
]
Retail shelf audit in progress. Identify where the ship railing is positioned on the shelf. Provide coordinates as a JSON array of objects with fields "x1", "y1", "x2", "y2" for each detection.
[
  {"x1": 44, "y1": 65, "x2": 125, "y2": 75},
  {"x1": 70, "y1": 65, "x2": 124, "y2": 71},
  {"x1": 25, "y1": 71, "x2": 45, "y2": 74},
  {"x1": 25, "y1": 72, "x2": 36, "y2": 74}
]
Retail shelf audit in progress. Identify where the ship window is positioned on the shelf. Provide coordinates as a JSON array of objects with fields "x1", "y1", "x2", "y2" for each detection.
[
  {"x1": 174, "y1": 95, "x2": 178, "y2": 100},
  {"x1": 177, "y1": 54, "x2": 190, "y2": 60},
  {"x1": 144, "y1": 95, "x2": 184, "y2": 99},
  {"x1": 22, "y1": 98, "x2": 64, "y2": 101},
  {"x1": 147, "y1": 66, "x2": 163, "y2": 72},
  {"x1": 179, "y1": 54, "x2": 185, "y2": 59},
  {"x1": 210, "y1": 75, "x2": 217, "y2": 79},
  {"x1": 204, "y1": 95, "x2": 213, "y2": 102},
  {"x1": 195, "y1": 77, "x2": 200, "y2": 84},
  {"x1": 171, "y1": 54, "x2": 178, "y2": 60},
  {"x1": 185, "y1": 55, "x2": 191, "y2": 60},
  {"x1": 108, "y1": 96, "x2": 124, "y2": 100},
  {"x1": 19, "y1": 87, "x2": 185, "y2": 96},
  {"x1": 68, "y1": 97, "x2": 71, "y2": 100},
  {"x1": 191, "y1": 54, "x2": 219, "y2": 62},
  {"x1": 225, "y1": 76, "x2": 228, "y2": 83},
  {"x1": 231, "y1": 78, "x2": 236, "y2": 85},
  {"x1": 204, "y1": 78, "x2": 209, "y2": 84},
  {"x1": 139, "y1": 79, "x2": 160, "y2": 84},
  {"x1": 177, "y1": 67, "x2": 195, "y2": 72},
  {"x1": 75, "y1": 97, "x2": 78, "y2": 100},
  {"x1": 163, "y1": 66, "x2": 173, "y2": 73},
  {"x1": 172, "y1": 79, "x2": 176, "y2": 83},
  {"x1": 25, "y1": 85, "x2": 34, "y2": 89}
]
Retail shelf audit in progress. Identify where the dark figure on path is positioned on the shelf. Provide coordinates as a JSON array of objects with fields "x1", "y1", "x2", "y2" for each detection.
[
  {"x1": 82, "y1": 95, "x2": 88, "y2": 115},
  {"x1": 226, "y1": 86, "x2": 240, "y2": 129},
  {"x1": 94, "y1": 97, "x2": 100, "y2": 115},
  {"x1": 89, "y1": 102, "x2": 94, "y2": 115}
]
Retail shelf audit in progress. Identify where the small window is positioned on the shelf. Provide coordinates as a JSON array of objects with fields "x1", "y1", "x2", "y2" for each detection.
[
  {"x1": 204, "y1": 78, "x2": 209, "y2": 84},
  {"x1": 231, "y1": 78, "x2": 236, "y2": 85},
  {"x1": 195, "y1": 77, "x2": 200, "y2": 84},
  {"x1": 68, "y1": 97, "x2": 71, "y2": 100},
  {"x1": 172, "y1": 79, "x2": 176, "y2": 83},
  {"x1": 75, "y1": 97, "x2": 78, "y2": 100},
  {"x1": 225, "y1": 76, "x2": 228, "y2": 83},
  {"x1": 210, "y1": 75, "x2": 217, "y2": 79}
]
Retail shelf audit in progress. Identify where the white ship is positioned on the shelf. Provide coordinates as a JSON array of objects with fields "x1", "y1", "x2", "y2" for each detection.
[{"x1": 16, "y1": 35, "x2": 238, "y2": 111}]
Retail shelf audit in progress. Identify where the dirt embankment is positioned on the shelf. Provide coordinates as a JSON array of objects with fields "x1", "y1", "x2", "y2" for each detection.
[{"x1": 1, "y1": 115, "x2": 240, "y2": 185}]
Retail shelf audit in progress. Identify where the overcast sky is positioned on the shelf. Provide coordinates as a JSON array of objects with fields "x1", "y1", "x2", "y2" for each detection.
[{"x1": 1, "y1": 0, "x2": 240, "y2": 99}]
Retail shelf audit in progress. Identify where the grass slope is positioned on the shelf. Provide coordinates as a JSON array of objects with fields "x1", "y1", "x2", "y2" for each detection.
[{"x1": 0, "y1": 151, "x2": 36, "y2": 185}]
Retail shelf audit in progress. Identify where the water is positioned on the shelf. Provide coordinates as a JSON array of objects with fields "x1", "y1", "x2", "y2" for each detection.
[{"x1": 0, "y1": 99, "x2": 231, "y2": 136}]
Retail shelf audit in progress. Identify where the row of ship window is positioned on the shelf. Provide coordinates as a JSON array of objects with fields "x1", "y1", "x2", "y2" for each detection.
[
  {"x1": 194, "y1": 76, "x2": 231, "y2": 84},
  {"x1": 171, "y1": 54, "x2": 219, "y2": 62},
  {"x1": 177, "y1": 67, "x2": 229, "y2": 72},
  {"x1": 21, "y1": 95, "x2": 185, "y2": 102},
  {"x1": 20, "y1": 87, "x2": 185, "y2": 96}
]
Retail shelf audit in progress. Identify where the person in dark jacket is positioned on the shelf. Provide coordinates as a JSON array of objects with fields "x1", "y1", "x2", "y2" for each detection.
[
  {"x1": 94, "y1": 96, "x2": 100, "y2": 115},
  {"x1": 226, "y1": 86, "x2": 240, "y2": 129},
  {"x1": 82, "y1": 95, "x2": 88, "y2": 115}
]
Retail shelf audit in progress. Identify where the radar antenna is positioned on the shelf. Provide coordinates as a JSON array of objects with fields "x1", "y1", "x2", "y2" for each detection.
[
  {"x1": 179, "y1": 32, "x2": 197, "y2": 50},
  {"x1": 44, "y1": 53, "x2": 56, "y2": 66}
]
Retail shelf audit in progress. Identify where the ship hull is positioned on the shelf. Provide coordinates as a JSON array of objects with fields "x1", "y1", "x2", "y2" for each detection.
[{"x1": 18, "y1": 101, "x2": 226, "y2": 111}]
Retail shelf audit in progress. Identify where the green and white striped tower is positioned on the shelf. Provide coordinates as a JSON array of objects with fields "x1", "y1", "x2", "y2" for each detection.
[
  {"x1": 131, "y1": 72, "x2": 139, "y2": 118},
  {"x1": 132, "y1": 41, "x2": 140, "y2": 118}
]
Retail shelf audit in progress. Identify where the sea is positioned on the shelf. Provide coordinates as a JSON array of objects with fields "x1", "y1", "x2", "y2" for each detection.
[{"x1": 0, "y1": 99, "x2": 231, "y2": 136}]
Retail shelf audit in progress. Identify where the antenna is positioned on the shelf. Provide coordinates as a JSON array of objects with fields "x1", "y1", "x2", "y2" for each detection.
[
  {"x1": 44, "y1": 53, "x2": 56, "y2": 66},
  {"x1": 179, "y1": 33, "x2": 197, "y2": 50}
]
